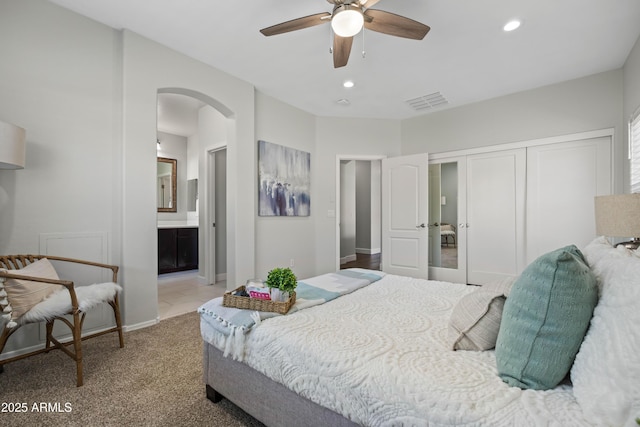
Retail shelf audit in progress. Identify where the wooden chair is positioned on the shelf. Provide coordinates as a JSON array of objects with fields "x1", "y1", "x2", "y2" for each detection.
[{"x1": 0, "y1": 255, "x2": 123, "y2": 386}]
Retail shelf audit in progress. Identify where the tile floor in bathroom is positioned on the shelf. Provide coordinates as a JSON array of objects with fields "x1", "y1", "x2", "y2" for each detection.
[{"x1": 157, "y1": 270, "x2": 227, "y2": 320}]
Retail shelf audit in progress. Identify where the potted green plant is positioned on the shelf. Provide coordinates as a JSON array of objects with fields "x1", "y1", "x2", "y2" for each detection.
[{"x1": 265, "y1": 267, "x2": 297, "y2": 302}]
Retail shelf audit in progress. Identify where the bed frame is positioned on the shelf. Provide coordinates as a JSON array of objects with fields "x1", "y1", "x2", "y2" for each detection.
[{"x1": 203, "y1": 341, "x2": 357, "y2": 427}]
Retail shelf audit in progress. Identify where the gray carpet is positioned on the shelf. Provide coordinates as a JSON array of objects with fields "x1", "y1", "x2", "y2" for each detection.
[{"x1": 0, "y1": 312, "x2": 265, "y2": 426}]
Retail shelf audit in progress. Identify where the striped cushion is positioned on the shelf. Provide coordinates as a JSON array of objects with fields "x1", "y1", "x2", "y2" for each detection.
[
  {"x1": 0, "y1": 258, "x2": 61, "y2": 325},
  {"x1": 449, "y1": 277, "x2": 515, "y2": 351}
]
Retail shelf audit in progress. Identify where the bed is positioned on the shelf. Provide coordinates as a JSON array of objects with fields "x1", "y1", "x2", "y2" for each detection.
[{"x1": 199, "y1": 237, "x2": 639, "y2": 427}]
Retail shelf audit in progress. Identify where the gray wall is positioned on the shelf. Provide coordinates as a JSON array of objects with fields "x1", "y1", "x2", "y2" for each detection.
[
  {"x1": 0, "y1": 0, "x2": 117, "y2": 254},
  {"x1": 254, "y1": 92, "x2": 316, "y2": 281}
]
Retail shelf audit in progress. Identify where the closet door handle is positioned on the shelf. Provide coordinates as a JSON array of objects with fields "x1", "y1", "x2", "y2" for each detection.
[{"x1": 416, "y1": 223, "x2": 426, "y2": 229}]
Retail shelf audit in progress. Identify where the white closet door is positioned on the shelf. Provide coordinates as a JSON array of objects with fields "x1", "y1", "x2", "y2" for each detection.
[
  {"x1": 526, "y1": 137, "x2": 612, "y2": 263},
  {"x1": 467, "y1": 149, "x2": 526, "y2": 285}
]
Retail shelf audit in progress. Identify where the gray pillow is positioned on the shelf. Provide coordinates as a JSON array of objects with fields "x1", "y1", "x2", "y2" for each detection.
[{"x1": 449, "y1": 277, "x2": 515, "y2": 351}]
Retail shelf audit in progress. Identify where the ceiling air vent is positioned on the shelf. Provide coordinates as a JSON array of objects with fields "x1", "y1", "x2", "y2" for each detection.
[{"x1": 405, "y1": 92, "x2": 449, "y2": 112}]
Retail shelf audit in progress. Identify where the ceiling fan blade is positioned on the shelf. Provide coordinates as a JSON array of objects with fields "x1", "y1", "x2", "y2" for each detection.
[
  {"x1": 364, "y1": 9, "x2": 430, "y2": 40},
  {"x1": 333, "y1": 35, "x2": 353, "y2": 68},
  {"x1": 260, "y1": 12, "x2": 331, "y2": 36}
]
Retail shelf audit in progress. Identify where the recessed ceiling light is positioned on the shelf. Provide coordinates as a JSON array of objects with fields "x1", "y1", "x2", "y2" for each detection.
[
  {"x1": 503, "y1": 20, "x2": 521, "y2": 32},
  {"x1": 343, "y1": 80, "x2": 355, "y2": 88}
]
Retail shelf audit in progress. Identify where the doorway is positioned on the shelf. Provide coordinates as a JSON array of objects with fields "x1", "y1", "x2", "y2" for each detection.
[
  {"x1": 156, "y1": 91, "x2": 229, "y2": 319},
  {"x1": 336, "y1": 156, "x2": 384, "y2": 271}
]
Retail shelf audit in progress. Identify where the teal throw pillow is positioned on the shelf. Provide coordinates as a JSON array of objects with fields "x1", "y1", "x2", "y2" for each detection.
[{"x1": 495, "y1": 245, "x2": 598, "y2": 390}]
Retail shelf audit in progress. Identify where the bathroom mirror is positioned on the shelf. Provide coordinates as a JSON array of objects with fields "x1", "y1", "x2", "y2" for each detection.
[{"x1": 157, "y1": 157, "x2": 177, "y2": 212}]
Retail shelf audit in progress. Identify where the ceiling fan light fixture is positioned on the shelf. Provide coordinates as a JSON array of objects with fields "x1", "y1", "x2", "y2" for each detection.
[{"x1": 331, "y1": 6, "x2": 364, "y2": 38}]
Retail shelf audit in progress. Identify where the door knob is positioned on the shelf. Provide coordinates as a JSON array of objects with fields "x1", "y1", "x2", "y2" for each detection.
[{"x1": 416, "y1": 223, "x2": 426, "y2": 229}]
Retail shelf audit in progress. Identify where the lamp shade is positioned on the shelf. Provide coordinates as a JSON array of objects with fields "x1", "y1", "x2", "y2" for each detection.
[
  {"x1": 594, "y1": 194, "x2": 640, "y2": 237},
  {"x1": 0, "y1": 120, "x2": 26, "y2": 169}
]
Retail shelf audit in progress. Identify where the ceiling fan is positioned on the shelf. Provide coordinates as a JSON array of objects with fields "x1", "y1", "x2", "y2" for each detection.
[{"x1": 260, "y1": 0, "x2": 430, "y2": 68}]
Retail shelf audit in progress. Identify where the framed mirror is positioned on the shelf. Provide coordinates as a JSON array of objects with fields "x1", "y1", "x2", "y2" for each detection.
[{"x1": 157, "y1": 157, "x2": 177, "y2": 212}]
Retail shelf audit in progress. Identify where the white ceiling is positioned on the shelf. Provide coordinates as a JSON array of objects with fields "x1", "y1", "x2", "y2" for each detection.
[{"x1": 49, "y1": 0, "x2": 640, "y2": 122}]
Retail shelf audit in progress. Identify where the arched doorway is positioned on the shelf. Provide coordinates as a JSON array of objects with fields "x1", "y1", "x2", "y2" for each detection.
[{"x1": 156, "y1": 88, "x2": 231, "y2": 319}]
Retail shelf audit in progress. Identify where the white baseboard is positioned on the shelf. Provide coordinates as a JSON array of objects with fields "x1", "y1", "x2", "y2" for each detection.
[
  {"x1": 123, "y1": 318, "x2": 159, "y2": 333},
  {"x1": 215, "y1": 273, "x2": 227, "y2": 283},
  {"x1": 0, "y1": 323, "x2": 133, "y2": 362},
  {"x1": 340, "y1": 254, "x2": 357, "y2": 264},
  {"x1": 0, "y1": 341, "x2": 47, "y2": 362},
  {"x1": 356, "y1": 247, "x2": 381, "y2": 255}
]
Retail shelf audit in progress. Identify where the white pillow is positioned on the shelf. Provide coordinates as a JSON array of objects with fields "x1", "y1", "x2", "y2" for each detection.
[{"x1": 571, "y1": 237, "x2": 640, "y2": 426}]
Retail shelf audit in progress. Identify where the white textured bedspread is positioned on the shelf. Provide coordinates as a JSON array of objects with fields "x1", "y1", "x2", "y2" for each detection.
[{"x1": 201, "y1": 274, "x2": 595, "y2": 426}]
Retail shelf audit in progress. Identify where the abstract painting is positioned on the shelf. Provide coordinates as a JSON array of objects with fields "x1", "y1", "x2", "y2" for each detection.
[{"x1": 258, "y1": 140, "x2": 310, "y2": 216}]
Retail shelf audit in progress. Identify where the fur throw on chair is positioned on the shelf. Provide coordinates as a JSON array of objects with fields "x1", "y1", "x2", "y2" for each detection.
[{"x1": 20, "y1": 282, "x2": 122, "y2": 324}]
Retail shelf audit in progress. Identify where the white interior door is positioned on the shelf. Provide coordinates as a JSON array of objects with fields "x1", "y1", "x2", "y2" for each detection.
[
  {"x1": 467, "y1": 149, "x2": 526, "y2": 285},
  {"x1": 381, "y1": 153, "x2": 429, "y2": 278}
]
